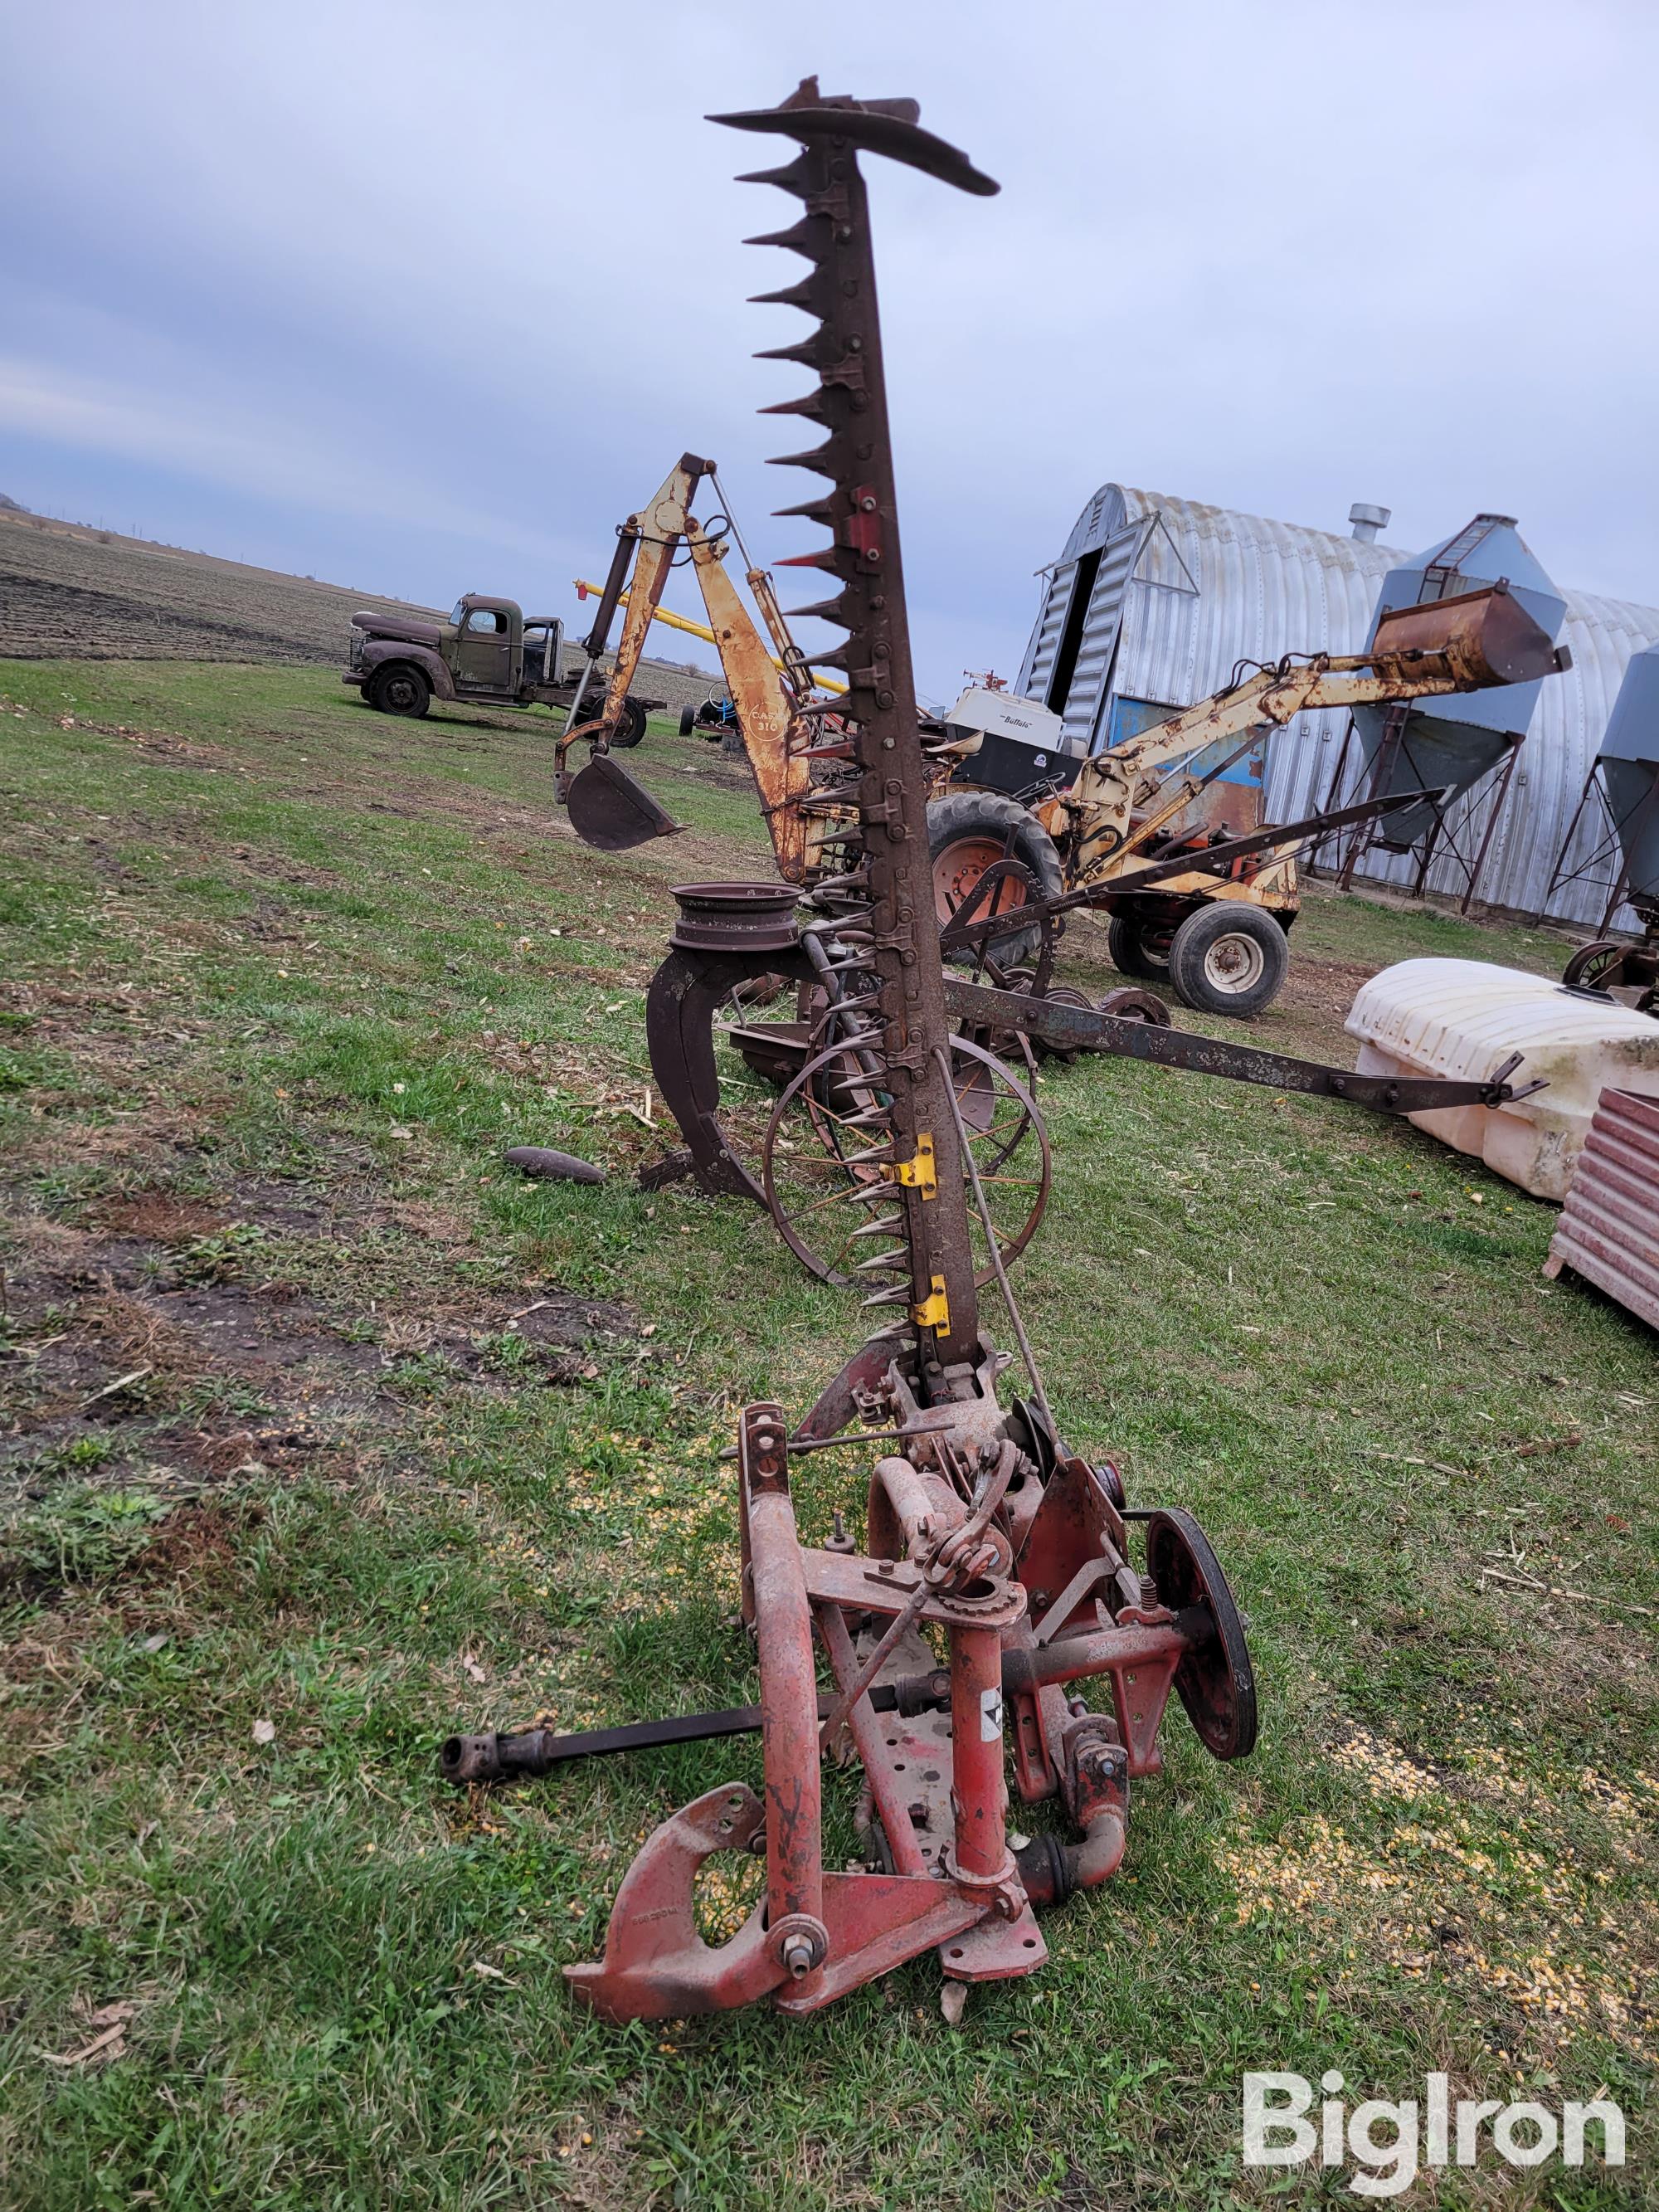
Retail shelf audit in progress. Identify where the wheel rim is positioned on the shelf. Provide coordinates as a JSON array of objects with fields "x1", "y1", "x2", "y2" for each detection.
[
  {"x1": 1145, "y1": 1508, "x2": 1257, "y2": 1761},
  {"x1": 932, "y1": 837, "x2": 1026, "y2": 927},
  {"x1": 1201, "y1": 928, "x2": 1267, "y2": 996},
  {"x1": 385, "y1": 674, "x2": 420, "y2": 712},
  {"x1": 1140, "y1": 929, "x2": 1174, "y2": 972},
  {"x1": 1564, "y1": 941, "x2": 1623, "y2": 993}
]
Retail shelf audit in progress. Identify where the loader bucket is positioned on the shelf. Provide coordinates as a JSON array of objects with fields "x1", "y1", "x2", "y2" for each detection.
[
  {"x1": 1371, "y1": 581, "x2": 1568, "y2": 692},
  {"x1": 566, "y1": 753, "x2": 684, "y2": 851}
]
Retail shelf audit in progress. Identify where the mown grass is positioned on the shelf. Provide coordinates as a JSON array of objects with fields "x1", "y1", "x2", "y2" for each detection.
[{"x1": 0, "y1": 659, "x2": 1654, "y2": 2210}]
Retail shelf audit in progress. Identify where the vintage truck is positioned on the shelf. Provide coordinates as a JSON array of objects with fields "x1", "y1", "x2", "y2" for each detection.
[{"x1": 343, "y1": 592, "x2": 659, "y2": 742}]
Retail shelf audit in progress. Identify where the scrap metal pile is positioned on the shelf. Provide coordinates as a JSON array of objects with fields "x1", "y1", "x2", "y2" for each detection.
[{"x1": 445, "y1": 82, "x2": 1265, "y2": 2019}]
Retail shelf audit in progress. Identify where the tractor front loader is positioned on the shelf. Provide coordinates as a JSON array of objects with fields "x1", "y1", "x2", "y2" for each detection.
[{"x1": 928, "y1": 588, "x2": 1570, "y2": 1016}]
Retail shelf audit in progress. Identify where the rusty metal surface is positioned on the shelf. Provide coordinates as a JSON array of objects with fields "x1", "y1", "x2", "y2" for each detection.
[
  {"x1": 667, "y1": 880, "x2": 802, "y2": 953},
  {"x1": 1370, "y1": 579, "x2": 1567, "y2": 691},
  {"x1": 1544, "y1": 1087, "x2": 1659, "y2": 1330},
  {"x1": 736, "y1": 89, "x2": 988, "y2": 1365},
  {"x1": 563, "y1": 750, "x2": 684, "y2": 850},
  {"x1": 687, "y1": 524, "x2": 815, "y2": 882},
  {"x1": 555, "y1": 457, "x2": 825, "y2": 884},
  {"x1": 643, "y1": 938, "x2": 815, "y2": 1203},
  {"x1": 940, "y1": 977, "x2": 1547, "y2": 1114}
]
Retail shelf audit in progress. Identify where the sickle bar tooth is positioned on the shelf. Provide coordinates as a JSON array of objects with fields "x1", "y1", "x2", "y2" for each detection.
[
  {"x1": 853, "y1": 1253, "x2": 909, "y2": 1279},
  {"x1": 754, "y1": 339, "x2": 825, "y2": 368},
  {"x1": 772, "y1": 498, "x2": 834, "y2": 524},
  {"x1": 742, "y1": 220, "x2": 827, "y2": 256},
  {"x1": 760, "y1": 392, "x2": 834, "y2": 423},
  {"x1": 766, "y1": 445, "x2": 840, "y2": 476},
  {"x1": 748, "y1": 278, "x2": 823, "y2": 311},
  {"x1": 736, "y1": 157, "x2": 817, "y2": 193},
  {"x1": 781, "y1": 598, "x2": 855, "y2": 627}
]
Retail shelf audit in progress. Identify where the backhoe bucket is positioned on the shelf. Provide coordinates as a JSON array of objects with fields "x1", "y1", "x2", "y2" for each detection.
[
  {"x1": 1370, "y1": 581, "x2": 1568, "y2": 692},
  {"x1": 566, "y1": 754, "x2": 684, "y2": 852}
]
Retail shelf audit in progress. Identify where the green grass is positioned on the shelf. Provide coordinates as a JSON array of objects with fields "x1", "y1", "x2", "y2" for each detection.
[{"x1": 0, "y1": 660, "x2": 1654, "y2": 2209}]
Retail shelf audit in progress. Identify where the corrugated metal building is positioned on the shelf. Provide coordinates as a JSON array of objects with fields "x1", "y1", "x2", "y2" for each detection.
[{"x1": 1014, "y1": 485, "x2": 1659, "y2": 928}]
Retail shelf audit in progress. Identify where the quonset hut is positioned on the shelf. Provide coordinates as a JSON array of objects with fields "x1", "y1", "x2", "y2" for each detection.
[{"x1": 1014, "y1": 487, "x2": 1659, "y2": 928}]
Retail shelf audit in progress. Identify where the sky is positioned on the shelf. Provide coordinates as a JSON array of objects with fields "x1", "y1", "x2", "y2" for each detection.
[{"x1": 3, "y1": 0, "x2": 1656, "y2": 707}]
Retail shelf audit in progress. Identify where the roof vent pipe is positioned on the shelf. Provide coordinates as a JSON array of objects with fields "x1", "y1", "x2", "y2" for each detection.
[{"x1": 1349, "y1": 503, "x2": 1391, "y2": 543}]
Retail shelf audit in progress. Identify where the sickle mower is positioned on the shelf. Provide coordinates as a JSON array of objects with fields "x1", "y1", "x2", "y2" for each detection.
[{"x1": 445, "y1": 80, "x2": 1265, "y2": 2021}]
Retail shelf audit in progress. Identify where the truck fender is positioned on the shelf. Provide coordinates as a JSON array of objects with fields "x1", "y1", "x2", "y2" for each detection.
[{"x1": 359, "y1": 639, "x2": 455, "y2": 701}]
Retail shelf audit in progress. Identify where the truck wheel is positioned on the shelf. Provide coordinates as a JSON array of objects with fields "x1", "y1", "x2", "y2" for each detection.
[
  {"x1": 1166, "y1": 903, "x2": 1288, "y2": 1019},
  {"x1": 611, "y1": 698, "x2": 648, "y2": 748},
  {"x1": 368, "y1": 663, "x2": 431, "y2": 718},
  {"x1": 927, "y1": 792, "x2": 1063, "y2": 968},
  {"x1": 1107, "y1": 913, "x2": 1173, "y2": 980}
]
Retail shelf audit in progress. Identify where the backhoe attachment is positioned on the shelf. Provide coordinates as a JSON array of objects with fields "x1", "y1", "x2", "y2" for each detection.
[{"x1": 555, "y1": 453, "x2": 823, "y2": 878}]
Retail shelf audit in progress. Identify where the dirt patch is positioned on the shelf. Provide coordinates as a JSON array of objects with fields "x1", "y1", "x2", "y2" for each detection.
[
  {"x1": 146, "y1": 1283, "x2": 384, "y2": 1377},
  {"x1": 2, "y1": 1170, "x2": 644, "y2": 1508},
  {"x1": 507, "y1": 1294, "x2": 634, "y2": 1349},
  {"x1": 89, "y1": 1192, "x2": 230, "y2": 1244},
  {"x1": 1277, "y1": 953, "x2": 1380, "y2": 1026},
  {"x1": 129, "y1": 1500, "x2": 249, "y2": 1590}
]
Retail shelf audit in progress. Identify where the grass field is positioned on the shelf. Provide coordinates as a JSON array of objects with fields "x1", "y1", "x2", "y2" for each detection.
[{"x1": 2, "y1": 658, "x2": 1654, "y2": 2209}]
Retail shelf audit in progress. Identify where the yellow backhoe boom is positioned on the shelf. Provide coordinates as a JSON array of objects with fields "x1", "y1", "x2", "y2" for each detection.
[
  {"x1": 574, "y1": 579, "x2": 849, "y2": 695},
  {"x1": 558, "y1": 458, "x2": 823, "y2": 882}
]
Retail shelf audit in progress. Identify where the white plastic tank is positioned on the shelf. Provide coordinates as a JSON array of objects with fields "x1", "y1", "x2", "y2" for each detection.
[{"x1": 1345, "y1": 958, "x2": 1659, "y2": 1200}]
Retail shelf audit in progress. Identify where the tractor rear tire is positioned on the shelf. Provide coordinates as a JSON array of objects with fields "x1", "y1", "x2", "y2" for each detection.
[
  {"x1": 611, "y1": 697, "x2": 648, "y2": 748},
  {"x1": 368, "y1": 662, "x2": 431, "y2": 718},
  {"x1": 927, "y1": 792, "x2": 1063, "y2": 968},
  {"x1": 1166, "y1": 903, "x2": 1289, "y2": 1019},
  {"x1": 1107, "y1": 913, "x2": 1172, "y2": 981}
]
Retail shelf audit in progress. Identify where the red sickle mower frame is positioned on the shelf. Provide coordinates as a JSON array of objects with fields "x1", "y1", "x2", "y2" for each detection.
[{"x1": 445, "y1": 81, "x2": 1260, "y2": 2023}]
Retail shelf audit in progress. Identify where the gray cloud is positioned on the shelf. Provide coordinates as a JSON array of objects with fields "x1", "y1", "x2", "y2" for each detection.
[{"x1": 4, "y1": 0, "x2": 1655, "y2": 700}]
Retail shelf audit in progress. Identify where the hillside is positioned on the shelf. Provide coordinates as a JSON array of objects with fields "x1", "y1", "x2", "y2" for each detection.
[{"x1": 0, "y1": 509, "x2": 718, "y2": 706}]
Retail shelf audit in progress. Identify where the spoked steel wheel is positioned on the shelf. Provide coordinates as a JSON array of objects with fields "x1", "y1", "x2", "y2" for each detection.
[
  {"x1": 761, "y1": 1035, "x2": 1050, "y2": 1288},
  {"x1": 1562, "y1": 940, "x2": 1627, "y2": 994}
]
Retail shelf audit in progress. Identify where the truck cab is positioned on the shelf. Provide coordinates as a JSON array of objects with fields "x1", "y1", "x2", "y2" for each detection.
[{"x1": 450, "y1": 596, "x2": 520, "y2": 693}]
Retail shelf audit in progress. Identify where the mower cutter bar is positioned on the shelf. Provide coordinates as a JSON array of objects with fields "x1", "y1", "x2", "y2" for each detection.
[{"x1": 942, "y1": 979, "x2": 1545, "y2": 1113}]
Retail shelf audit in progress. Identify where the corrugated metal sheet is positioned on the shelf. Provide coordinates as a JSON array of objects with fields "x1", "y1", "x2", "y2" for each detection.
[
  {"x1": 1017, "y1": 485, "x2": 1659, "y2": 928},
  {"x1": 1545, "y1": 1089, "x2": 1659, "y2": 1330}
]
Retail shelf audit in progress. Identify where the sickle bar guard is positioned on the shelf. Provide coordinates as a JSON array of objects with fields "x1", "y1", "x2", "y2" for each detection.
[{"x1": 454, "y1": 80, "x2": 1260, "y2": 2023}]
